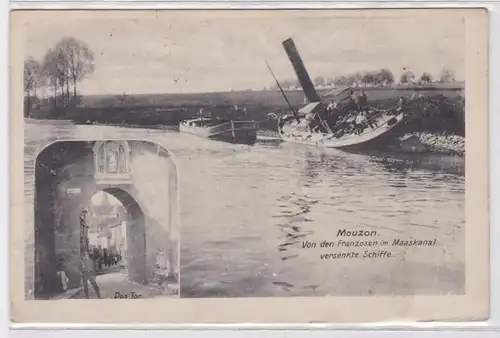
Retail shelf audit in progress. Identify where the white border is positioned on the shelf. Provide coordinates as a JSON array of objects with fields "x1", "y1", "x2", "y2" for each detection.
[{"x1": 4, "y1": 0, "x2": 499, "y2": 335}]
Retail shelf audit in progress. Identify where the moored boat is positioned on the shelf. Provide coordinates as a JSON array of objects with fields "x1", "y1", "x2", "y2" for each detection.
[{"x1": 179, "y1": 117, "x2": 258, "y2": 144}]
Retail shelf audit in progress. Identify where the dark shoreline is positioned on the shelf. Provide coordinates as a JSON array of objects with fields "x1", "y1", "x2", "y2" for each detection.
[
  {"x1": 25, "y1": 117, "x2": 465, "y2": 159},
  {"x1": 25, "y1": 86, "x2": 464, "y2": 132}
]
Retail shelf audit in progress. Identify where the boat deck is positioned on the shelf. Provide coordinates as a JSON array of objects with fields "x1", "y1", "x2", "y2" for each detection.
[
  {"x1": 180, "y1": 117, "x2": 258, "y2": 145},
  {"x1": 279, "y1": 110, "x2": 405, "y2": 149}
]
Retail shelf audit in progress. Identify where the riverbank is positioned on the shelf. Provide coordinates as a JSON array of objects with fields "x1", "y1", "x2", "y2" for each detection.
[
  {"x1": 26, "y1": 86, "x2": 463, "y2": 130},
  {"x1": 398, "y1": 132, "x2": 465, "y2": 156},
  {"x1": 23, "y1": 118, "x2": 464, "y2": 156},
  {"x1": 24, "y1": 118, "x2": 74, "y2": 125}
]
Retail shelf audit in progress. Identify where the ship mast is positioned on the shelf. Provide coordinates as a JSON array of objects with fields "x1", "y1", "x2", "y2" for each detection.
[
  {"x1": 265, "y1": 61, "x2": 300, "y2": 123},
  {"x1": 282, "y1": 38, "x2": 321, "y2": 103}
]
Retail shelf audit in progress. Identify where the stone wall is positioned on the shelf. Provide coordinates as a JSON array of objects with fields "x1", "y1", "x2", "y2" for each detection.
[{"x1": 127, "y1": 142, "x2": 180, "y2": 281}]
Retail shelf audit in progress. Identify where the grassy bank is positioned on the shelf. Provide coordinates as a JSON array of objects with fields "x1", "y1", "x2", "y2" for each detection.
[
  {"x1": 28, "y1": 86, "x2": 463, "y2": 125},
  {"x1": 27, "y1": 86, "x2": 465, "y2": 154},
  {"x1": 75, "y1": 86, "x2": 463, "y2": 108}
]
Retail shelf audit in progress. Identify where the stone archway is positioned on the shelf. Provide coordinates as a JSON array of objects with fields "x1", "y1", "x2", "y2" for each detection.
[
  {"x1": 32, "y1": 140, "x2": 178, "y2": 299},
  {"x1": 97, "y1": 187, "x2": 147, "y2": 284}
]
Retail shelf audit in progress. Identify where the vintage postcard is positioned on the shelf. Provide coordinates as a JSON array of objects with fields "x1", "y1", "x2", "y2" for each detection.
[{"x1": 10, "y1": 9, "x2": 489, "y2": 324}]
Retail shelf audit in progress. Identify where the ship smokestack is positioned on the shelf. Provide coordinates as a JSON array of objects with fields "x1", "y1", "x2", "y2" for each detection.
[{"x1": 282, "y1": 38, "x2": 321, "y2": 103}]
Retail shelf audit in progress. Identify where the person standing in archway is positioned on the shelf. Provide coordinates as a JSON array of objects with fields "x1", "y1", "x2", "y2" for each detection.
[
  {"x1": 79, "y1": 209, "x2": 101, "y2": 299},
  {"x1": 79, "y1": 209, "x2": 90, "y2": 254},
  {"x1": 80, "y1": 251, "x2": 102, "y2": 299},
  {"x1": 103, "y1": 247, "x2": 109, "y2": 268}
]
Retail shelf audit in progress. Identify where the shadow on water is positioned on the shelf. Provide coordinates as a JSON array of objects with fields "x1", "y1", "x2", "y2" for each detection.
[{"x1": 341, "y1": 147, "x2": 465, "y2": 176}]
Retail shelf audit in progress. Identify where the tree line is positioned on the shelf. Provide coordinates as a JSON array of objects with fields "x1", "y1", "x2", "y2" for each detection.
[
  {"x1": 268, "y1": 67, "x2": 457, "y2": 91},
  {"x1": 23, "y1": 37, "x2": 95, "y2": 115}
]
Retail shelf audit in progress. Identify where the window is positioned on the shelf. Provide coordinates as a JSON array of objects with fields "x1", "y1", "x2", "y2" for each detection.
[
  {"x1": 117, "y1": 144, "x2": 126, "y2": 173},
  {"x1": 93, "y1": 141, "x2": 131, "y2": 181},
  {"x1": 106, "y1": 142, "x2": 120, "y2": 173},
  {"x1": 98, "y1": 145, "x2": 106, "y2": 173}
]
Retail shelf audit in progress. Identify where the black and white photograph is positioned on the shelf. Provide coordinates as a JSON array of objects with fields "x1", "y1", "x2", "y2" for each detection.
[
  {"x1": 12, "y1": 8, "x2": 489, "y2": 323},
  {"x1": 27, "y1": 139, "x2": 180, "y2": 300}
]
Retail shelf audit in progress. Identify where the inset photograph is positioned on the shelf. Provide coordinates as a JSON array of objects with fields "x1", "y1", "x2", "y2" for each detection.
[{"x1": 26, "y1": 140, "x2": 179, "y2": 299}]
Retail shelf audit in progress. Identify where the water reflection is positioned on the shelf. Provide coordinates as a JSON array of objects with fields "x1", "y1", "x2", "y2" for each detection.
[{"x1": 266, "y1": 144, "x2": 464, "y2": 296}]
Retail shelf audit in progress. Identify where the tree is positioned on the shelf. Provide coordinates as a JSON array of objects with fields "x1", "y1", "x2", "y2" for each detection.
[
  {"x1": 39, "y1": 37, "x2": 95, "y2": 108},
  {"x1": 351, "y1": 72, "x2": 363, "y2": 86},
  {"x1": 333, "y1": 75, "x2": 349, "y2": 86},
  {"x1": 24, "y1": 57, "x2": 42, "y2": 115},
  {"x1": 314, "y1": 76, "x2": 325, "y2": 87},
  {"x1": 41, "y1": 48, "x2": 60, "y2": 107},
  {"x1": 332, "y1": 68, "x2": 395, "y2": 87},
  {"x1": 53, "y1": 48, "x2": 70, "y2": 101},
  {"x1": 24, "y1": 57, "x2": 41, "y2": 98},
  {"x1": 400, "y1": 69, "x2": 415, "y2": 84},
  {"x1": 361, "y1": 72, "x2": 376, "y2": 85},
  {"x1": 56, "y1": 37, "x2": 95, "y2": 100},
  {"x1": 419, "y1": 72, "x2": 433, "y2": 84},
  {"x1": 439, "y1": 68, "x2": 456, "y2": 83},
  {"x1": 377, "y1": 68, "x2": 395, "y2": 85}
]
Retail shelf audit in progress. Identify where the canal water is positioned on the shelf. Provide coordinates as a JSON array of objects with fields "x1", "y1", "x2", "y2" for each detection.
[{"x1": 24, "y1": 121, "x2": 465, "y2": 298}]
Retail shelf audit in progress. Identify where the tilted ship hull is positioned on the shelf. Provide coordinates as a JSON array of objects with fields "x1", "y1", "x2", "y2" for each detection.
[{"x1": 271, "y1": 38, "x2": 407, "y2": 149}]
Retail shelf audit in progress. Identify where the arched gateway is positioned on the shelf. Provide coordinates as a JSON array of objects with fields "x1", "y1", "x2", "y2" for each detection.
[{"x1": 32, "y1": 140, "x2": 178, "y2": 298}]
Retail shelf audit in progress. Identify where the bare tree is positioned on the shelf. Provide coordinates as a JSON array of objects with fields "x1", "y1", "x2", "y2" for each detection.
[
  {"x1": 41, "y1": 48, "x2": 61, "y2": 107},
  {"x1": 24, "y1": 57, "x2": 41, "y2": 99},
  {"x1": 40, "y1": 37, "x2": 95, "y2": 109},
  {"x1": 54, "y1": 48, "x2": 69, "y2": 102},
  {"x1": 56, "y1": 37, "x2": 95, "y2": 101},
  {"x1": 24, "y1": 57, "x2": 42, "y2": 115}
]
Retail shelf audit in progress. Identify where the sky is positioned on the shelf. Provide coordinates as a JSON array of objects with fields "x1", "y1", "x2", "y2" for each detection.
[
  {"x1": 21, "y1": 10, "x2": 465, "y2": 95},
  {"x1": 90, "y1": 191, "x2": 121, "y2": 206}
]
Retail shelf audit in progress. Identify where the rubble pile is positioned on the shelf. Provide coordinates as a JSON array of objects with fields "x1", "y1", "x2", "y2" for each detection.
[{"x1": 399, "y1": 132, "x2": 465, "y2": 156}]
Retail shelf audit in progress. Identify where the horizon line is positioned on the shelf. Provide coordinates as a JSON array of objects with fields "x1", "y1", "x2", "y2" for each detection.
[{"x1": 51, "y1": 82, "x2": 464, "y2": 98}]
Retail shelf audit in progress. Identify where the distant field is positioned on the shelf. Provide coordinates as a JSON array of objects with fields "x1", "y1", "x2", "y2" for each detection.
[
  {"x1": 28, "y1": 85, "x2": 464, "y2": 135},
  {"x1": 79, "y1": 85, "x2": 464, "y2": 110}
]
